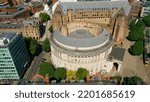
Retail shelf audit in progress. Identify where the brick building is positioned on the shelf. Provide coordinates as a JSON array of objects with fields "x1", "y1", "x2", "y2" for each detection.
[
  {"x1": 0, "y1": 0, "x2": 24, "y2": 6},
  {"x1": 0, "y1": 6, "x2": 30, "y2": 21},
  {"x1": 28, "y1": 1, "x2": 44, "y2": 14}
]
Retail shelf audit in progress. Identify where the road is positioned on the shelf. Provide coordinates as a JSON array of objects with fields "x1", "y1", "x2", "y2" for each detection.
[
  {"x1": 23, "y1": 52, "x2": 44, "y2": 81},
  {"x1": 22, "y1": 19, "x2": 51, "y2": 82},
  {"x1": 39, "y1": 20, "x2": 52, "y2": 42}
]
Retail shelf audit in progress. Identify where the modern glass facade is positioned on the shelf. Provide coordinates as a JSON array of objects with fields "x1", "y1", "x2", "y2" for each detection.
[
  {"x1": 0, "y1": 32, "x2": 30, "y2": 79},
  {"x1": 143, "y1": 1, "x2": 150, "y2": 16}
]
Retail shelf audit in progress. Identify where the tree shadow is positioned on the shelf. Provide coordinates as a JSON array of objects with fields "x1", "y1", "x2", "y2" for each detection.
[{"x1": 40, "y1": 25, "x2": 46, "y2": 38}]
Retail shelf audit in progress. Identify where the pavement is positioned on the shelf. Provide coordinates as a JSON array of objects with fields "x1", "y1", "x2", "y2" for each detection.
[
  {"x1": 22, "y1": 20, "x2": 52, "y2": 82},
  {"x1": 39, "y1": 20, "x2": 52, "y2": 42},
  {"x1": 23, "y1": 52, "x2": 44, "y2": 81},
  {"x1": 42, "y1": 52, "x2": 51, "y2": 63},
  {"x1": 119, "y1": 38, "x2": 150, "y2": 84}
]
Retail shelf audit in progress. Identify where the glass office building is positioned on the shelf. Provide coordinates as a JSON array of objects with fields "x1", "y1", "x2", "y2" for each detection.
[{"x1": 0, "y1": 32, "x2": 30, "y2": 79}]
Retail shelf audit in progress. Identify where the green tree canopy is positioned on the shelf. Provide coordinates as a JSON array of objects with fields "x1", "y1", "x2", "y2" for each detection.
[
  {"x1": 39, "y1": 12, "x2": 50, "y2": 22},
  {"x1": 43, "y1": 38, "x2": 50, "y2": 52},
  {"x1": 127, "y1": 19, "x2": 145, "y2": 42},
  {"x1": 38, "y1": 62, "x2": 55, "y2": 78},
  {"x1": 123, "y1": 76, "x2": 144, "y2": 85},
  {"x1": 128, "y1": 40, "x2": 144, "y2": 55},
  {"x1": 129, "y1": 19, "x2": 145, "y2": 32},
  {"x1": 54, "y1": 67, "x2": 67, "y2": 81},
  {"x1": 136, "y1": 19, "x2": 145, "y2": 31},
  {"x1": 143, "y1": 14, "x2": 150, "y2": 27},
  {"x1": 129, "y1": 19, "x2": 136, "y2": 28},
  {"x1": 25, "y1": 37, "x2": 38, "y2": 56},
  {"x1": 49, "y1": 25, "x2": 53, "y2": 33},
  {"x1": 127, "y1": 29, "x2": 144, "y2": 41},
  {"x1": 29, "y1": 39, "x2": 38, "y2": 56},
  {"x1": 24, "y1": 37, "x2": 32, "y2": 55},
  {"x1": 76, "y1": 68, "x2": 89, "y2": 80}
]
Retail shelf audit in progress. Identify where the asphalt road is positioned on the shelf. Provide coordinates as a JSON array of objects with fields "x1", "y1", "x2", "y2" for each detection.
[{"x1": 39, "y1": 20, "x2": 51, "y2": 42}]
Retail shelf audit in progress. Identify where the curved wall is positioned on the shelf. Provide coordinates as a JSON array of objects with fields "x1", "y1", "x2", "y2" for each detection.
[{"x1": 50, "y1": 22, "x2": 113, "y2": 75}]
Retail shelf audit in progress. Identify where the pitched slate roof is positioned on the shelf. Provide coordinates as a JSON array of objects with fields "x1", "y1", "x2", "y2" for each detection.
[{"x1": 58, "y1": 1, "x2": 131, "y2": 16}]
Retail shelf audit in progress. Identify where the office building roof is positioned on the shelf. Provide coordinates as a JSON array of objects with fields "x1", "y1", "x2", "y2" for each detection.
[
  {"x1": 0, "y1": 32, "x2": 18, "y2": 46},
  {"x1": 0, "y1": 32, "x2": 16, "y2": 40}
]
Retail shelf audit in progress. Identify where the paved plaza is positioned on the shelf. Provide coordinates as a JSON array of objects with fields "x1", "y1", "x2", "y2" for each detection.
[{"x1": 119, "y1": 38, "x2": 150, "y2": 84}]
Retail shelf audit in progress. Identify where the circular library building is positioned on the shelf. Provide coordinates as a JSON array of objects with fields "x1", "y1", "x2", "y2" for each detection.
[{"x1": 50, "y1": 22, "x2": 113, "y2": 75}]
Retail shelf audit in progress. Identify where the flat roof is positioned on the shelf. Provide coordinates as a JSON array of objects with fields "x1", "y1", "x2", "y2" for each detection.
[{"x1": 0, "y1": 32, "x2": 17, "y2": 41}]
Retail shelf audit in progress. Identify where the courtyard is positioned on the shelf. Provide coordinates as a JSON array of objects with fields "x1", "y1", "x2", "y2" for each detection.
[{"x1": 119, "y1": 38, "x2": 150, "y2": 84}]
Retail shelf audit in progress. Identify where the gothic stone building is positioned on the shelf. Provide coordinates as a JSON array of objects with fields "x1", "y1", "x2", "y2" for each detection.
[{"x1": 52, "y1": 1, "x2": 131, "y2": 44}]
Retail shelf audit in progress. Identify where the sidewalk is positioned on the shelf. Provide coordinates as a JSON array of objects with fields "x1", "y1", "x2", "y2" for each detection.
[{"x1": 119, "y1": 38, "x2": 150, "y2": 84}]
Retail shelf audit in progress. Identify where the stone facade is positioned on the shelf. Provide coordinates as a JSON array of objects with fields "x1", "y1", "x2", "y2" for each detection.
[
  {"x1": 0, "y1": 18, "x2": 42, "y2": 40},
  {"x1": 51, "y1": 22, "x2": 113, "y2": 75},
  {"x1": 52, "y1": 1, "x2": 131, "y2": 45}
]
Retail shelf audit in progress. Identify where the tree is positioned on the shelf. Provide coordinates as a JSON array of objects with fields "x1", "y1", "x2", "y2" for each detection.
[
  {"x1": 30, "y1": 39, "x2": 38, "y2": 56},
  {"x1": 129, "y1": 19, "x2": 136, "y2": 29},
  {"x1": 49, "y1": 25, "x2": 53, "y2": 33},
  {"x1": 127, "y1": 30, "x2": 144, "y2": 41},
  {"x1": 123, "y1": 76, "x2": 144, "y2": 85},
  {"x1": 128, "y1": 40, "x2": 144, "y2": 55},
  {"x1": 136, "y1": 19, "x2": 145, "y2": 31},
  {"x1": 76, "y1": 68, "x2": 89, "y2": 80},
  {"x1": 54, "y1": 67, "x2": 67, "y2": 81},
  {"x1": 24, "y1": 37, "x2": 32, "y2": 56},
  {"x1": 67, "y1": 70, "x2": 76, "y2": 80},
  {"x1": 38, "y1": 62, "x2": 55, "y2": 78},
  {"x1": 39, "y1": 12, "x2": 50, "y2": 22},
  {"x1": 143, "y1": 14, "x2": 150, "y2": 27},
  {"x1": 127, "y1": 19, "x2": 145, "y2": 41},
  {"x1": 25, "y1": 37, "x2": 38, "y2": 57},
  {"x1": 43, "y1": 38, "x2": 50, "y2": 52}
]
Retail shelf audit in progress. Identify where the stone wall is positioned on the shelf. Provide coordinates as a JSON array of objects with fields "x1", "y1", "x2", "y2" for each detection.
[{"x1": 60, "y1": 22, "x2": 102, "y2": 36}]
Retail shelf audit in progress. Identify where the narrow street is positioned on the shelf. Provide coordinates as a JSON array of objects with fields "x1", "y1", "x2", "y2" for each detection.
[
  {"x1": 23, "y1": 52, "x2": 44, "y2": 81},
  {"x1": 39, "y1": 20, "x2": 52, "y2": 42}
]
